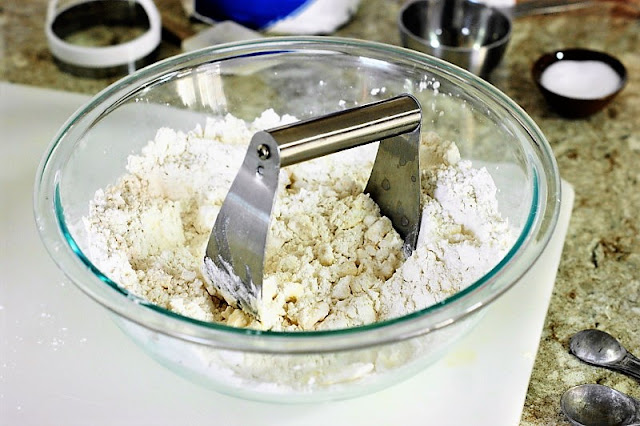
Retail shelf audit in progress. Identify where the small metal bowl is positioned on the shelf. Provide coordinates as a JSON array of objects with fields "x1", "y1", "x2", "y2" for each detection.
[
  {"x1": 532, "y1": 48, "x2": 627, "y2": 118},
  {"x1": 398, "y1": 0, "x2": 511, "y2": 77}
]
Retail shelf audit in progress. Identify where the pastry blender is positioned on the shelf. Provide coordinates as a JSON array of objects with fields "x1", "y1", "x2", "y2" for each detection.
[{"x1": 203, "y1": 94, "x2": 422, "y2": 316}]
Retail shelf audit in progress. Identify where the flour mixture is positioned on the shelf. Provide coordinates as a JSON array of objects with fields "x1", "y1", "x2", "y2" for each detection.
[{"x1": 85, "y1": 109, "x2": 514, "y2": 331}]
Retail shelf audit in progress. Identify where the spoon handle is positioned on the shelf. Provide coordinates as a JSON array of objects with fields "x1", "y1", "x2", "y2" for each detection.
[
  {"x1": 509, "y1": 0, "x2": 596, "y2": 18},
  {"x1": 615, "y1": 353, "x2": 640, "y2": 381}
]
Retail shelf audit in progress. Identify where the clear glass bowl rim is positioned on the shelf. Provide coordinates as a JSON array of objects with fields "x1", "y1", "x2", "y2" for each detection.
[{"x1": 34, "y1": 36, "x2": 561, "y2": 354}]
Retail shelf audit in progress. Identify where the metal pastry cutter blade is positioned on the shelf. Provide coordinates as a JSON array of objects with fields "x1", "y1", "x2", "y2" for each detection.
[{"x1": 203, "y1": 94, "x2": 423, "y2": 317}]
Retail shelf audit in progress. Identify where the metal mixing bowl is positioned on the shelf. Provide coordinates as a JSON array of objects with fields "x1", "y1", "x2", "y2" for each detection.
[
  {"x1": 34, "y1": 37, "x2": 559, "y2": 402},
  {"x1": 399, "y1": 0, "x2": 511, "y2": 77}
]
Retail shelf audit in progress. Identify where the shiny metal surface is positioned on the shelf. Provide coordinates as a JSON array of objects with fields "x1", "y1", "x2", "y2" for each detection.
[
  {"x1": 508, "y1": 0, "x2": 596, "y2": 18},
  {"x1": 561, "y1": 384, "x2": 640, "y2": 426},
  {"x1": 398, "y1": 0, "x2": 511, "y2": 77},
  {"x1": 398, "y1": 0, "x2": 597, "y2": 78},
  {"x1": 570, "y1": 329, "x2": 640, "y2": 380},
  {"x1": 271, "y1": 96, "x2": 421, "y2": 167},
  {"x1": 205, "y1": 94, "x2": 422, "y2": 315}
]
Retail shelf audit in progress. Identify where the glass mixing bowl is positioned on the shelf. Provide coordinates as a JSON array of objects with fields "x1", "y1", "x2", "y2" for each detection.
[{"x1": 34, "y1": 37, "x2": 560, "y2": 403}]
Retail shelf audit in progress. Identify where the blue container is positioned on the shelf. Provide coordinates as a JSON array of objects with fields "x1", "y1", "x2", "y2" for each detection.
[{"x1": 193, "y1": 0, "x2": 360, "y2": 34}]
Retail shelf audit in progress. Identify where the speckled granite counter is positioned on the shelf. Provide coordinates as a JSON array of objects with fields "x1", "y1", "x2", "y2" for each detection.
[{"x1": 2, "y1": 0, "x2": 639, "y2": 423}]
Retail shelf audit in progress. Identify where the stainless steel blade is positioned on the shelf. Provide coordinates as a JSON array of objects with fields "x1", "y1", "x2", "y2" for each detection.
[{"x1": 204, "y1": 94, "x2": 422, "y2": 317}]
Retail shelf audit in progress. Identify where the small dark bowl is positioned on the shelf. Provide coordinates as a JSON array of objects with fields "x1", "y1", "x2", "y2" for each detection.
[{"x1": 532, "y1": 48, "x2": 627, "y2": 118}]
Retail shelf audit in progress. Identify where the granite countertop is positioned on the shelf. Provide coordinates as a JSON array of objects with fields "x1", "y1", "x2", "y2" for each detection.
[{"x1": 2, "y1": 0, "x2": 639, "y2": 423}]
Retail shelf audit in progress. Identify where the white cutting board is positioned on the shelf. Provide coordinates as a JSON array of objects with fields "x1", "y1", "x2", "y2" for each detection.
[{"x1": 0, "y1": 82, "x2": 573, "y2": 426}]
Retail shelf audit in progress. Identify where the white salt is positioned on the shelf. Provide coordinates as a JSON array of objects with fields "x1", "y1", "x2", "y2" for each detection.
[{"x1": 540, "y1": 60, "x2": 621, "y2": 99}]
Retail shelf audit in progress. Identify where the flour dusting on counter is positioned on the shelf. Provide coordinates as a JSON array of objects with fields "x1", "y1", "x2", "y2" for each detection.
[{"x1": 84, "y1": 110, "x2": 514, "y2": 331}]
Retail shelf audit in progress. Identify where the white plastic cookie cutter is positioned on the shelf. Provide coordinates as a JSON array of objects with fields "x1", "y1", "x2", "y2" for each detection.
[
  {"x1": 45, "y1": 0, "x2": 161, "y2": 75},
  {"x1": 203, "y1": 95, "x2": 423, "y2": 317}
]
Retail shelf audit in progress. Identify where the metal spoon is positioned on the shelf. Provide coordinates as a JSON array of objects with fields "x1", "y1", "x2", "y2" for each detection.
[
  {"x1": 570, "y1": 329, "x2": 640, "y2": 380},
  {"x1": 561, "y1": 384, "x2": 640, "y2": 426},
  {"x1": 506, "y1": 0, "x2": 597, "y2": 18}
]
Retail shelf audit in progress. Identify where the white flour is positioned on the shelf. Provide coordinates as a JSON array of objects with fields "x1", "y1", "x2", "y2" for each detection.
[{"x1": 84, "y1": 110, "x2": 514, "y2": 332}]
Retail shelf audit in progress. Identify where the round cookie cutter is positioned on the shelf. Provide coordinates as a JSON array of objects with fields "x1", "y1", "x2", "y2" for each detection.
[{"x1": 45, "y1": 0, "x2": 161, "y2": 77}]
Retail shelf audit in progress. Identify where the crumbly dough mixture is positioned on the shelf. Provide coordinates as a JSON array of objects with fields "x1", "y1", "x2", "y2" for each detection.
[{"x1": 85, "y1": 110, "x2": 514, "y2": 331}]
